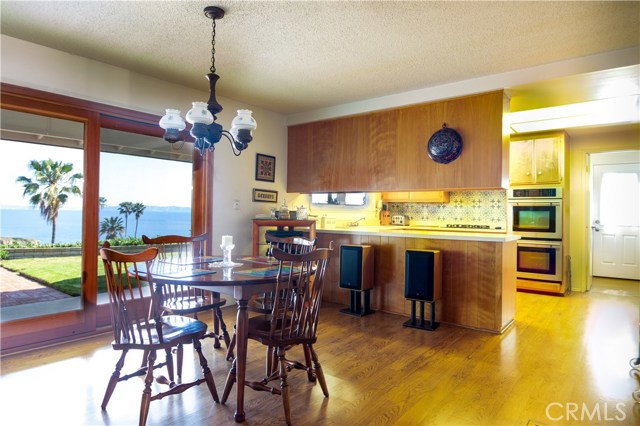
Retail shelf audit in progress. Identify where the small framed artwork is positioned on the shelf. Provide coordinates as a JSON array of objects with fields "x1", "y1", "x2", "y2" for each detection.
[
  {"x1": 253, "y1": 188, "x2": 278, "y2": 203},
  {"x1": 255, "y1": 153, "x2": 276, "y2": 182}
]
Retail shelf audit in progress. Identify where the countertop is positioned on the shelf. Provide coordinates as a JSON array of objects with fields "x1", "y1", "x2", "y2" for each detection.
[{"x1": 316, "y1": 225, "x2": 520, "y2": 242}]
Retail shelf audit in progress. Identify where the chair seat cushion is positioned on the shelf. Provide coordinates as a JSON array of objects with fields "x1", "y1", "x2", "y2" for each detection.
[{"x1": 113, "y1": 315, "x2": 208, "y2": 349}]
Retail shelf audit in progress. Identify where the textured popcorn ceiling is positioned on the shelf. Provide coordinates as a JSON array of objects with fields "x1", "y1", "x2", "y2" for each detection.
[{"x1": 1, "y1": 1, "x2": 638, "y2": 115}]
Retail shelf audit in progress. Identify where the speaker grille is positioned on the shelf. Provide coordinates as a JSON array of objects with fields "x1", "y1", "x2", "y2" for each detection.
[
  {"x1": 339, "y1": 246, "x2": 363, "y2": 290},
  {"x1": 405, "y1": 250, "x2": 437, "y2": 301}
]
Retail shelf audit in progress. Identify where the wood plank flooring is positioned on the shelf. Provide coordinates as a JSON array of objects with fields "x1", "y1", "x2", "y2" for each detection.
[{"x1": 1, "y1": 279, "x2": 639, "y2": 426}]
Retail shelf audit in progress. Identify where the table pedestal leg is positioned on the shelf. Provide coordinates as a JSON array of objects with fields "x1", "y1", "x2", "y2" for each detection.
[{"x1": 234, "y1": 299, "x2": 248, "y2": 422}]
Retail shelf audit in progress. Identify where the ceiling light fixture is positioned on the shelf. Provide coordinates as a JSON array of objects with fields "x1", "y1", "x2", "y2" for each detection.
[
  {"x1": 507, "y1": 95, "x2": 639, "y2": 134},
  {"x1": 159, "y1": 6, "x2": 257, "y2": 156}
]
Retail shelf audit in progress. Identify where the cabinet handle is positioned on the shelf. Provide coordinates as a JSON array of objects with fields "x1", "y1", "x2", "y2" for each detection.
[{"x1": 537, "y1": 171, "x2": 542, "y2": 175}]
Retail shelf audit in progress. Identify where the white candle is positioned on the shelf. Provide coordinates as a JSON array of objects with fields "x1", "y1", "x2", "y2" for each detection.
[{"x1": 221, "y1": 235, "x2": 233, "y2": 246}]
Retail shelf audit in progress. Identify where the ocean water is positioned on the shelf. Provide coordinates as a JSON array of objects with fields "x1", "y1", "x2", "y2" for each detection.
[{"x1": 0, "y1": 207, "x2": 191, "y2": 244}]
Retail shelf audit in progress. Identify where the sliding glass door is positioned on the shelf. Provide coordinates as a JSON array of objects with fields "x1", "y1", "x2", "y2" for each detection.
[{"x1": 0, "y1": 109, "x2": 86, "y2": 322}]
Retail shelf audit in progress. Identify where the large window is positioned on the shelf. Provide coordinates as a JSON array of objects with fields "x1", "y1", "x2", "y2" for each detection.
[
  {"x1": 97, "y1": 128, "x2": 193, "y2": 301},
  {"x1": 0, "y1": 109, "x2": 85, "y2": 321},
  {"x1": 0, "y1": 84, "x2": 210, "y2": 353}
]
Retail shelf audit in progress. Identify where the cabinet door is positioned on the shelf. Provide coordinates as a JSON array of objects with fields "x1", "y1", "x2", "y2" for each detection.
[
  {"x1": 381, "y1": 192, "x2": 411, "y2": 202},
  {"x1": 533, "y1": 137, "x2": 561, "y2": 183},
  {"x1": 410, "y1": 191, "x2": 450, "y2": 203},
  {"x1": 509, "y1": 139, "x2": 534, "y2": 185}
]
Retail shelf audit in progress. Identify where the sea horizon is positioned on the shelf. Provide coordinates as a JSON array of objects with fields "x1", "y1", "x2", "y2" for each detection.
[{"x1": 0, "y1": 206, "x2": 191, "y2": 244}]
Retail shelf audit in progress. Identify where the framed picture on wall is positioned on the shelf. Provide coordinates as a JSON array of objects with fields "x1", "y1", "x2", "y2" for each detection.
[
  {"x1": 255, "y1": 153, "x2": 276, "y2": 182},
  {"x1": 253, "y1": 188, "x2": 278, "y2": 203}
]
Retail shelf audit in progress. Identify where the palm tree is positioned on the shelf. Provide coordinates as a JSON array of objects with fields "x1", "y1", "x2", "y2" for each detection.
[
  {"x1": 99, "y1": 216, "x2": 125, "y2": 240},
  {"x1": 16, "y1": 159, "x2": 83, "y2": 244},
  {"x1": 118, "y1": 201, "x2": 134, "y2": 236},
  {"x1": 131, "y1": 202, "x2": 146, "y2": 238},
  {"x1": 99, "y1": 196, "x2": 107, "y2": 210}
]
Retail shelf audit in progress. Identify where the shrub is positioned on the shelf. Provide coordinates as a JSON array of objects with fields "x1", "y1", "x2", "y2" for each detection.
[{"x1": 99, "y1": 236, "x2": 143, "y2": 246}]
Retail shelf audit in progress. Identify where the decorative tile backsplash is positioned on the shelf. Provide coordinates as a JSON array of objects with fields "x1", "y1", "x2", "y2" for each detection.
[{"x1": 387, "y1": 190, "x2": 507, "y2": 227}]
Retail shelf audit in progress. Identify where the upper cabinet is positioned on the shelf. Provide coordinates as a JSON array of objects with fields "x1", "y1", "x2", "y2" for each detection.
[
  {"x1": 509, "y1": 133, "x2": 565, "y2": 186},
  {"x1": 287, "y1": 91, "x2": 509, "y2": 193}
]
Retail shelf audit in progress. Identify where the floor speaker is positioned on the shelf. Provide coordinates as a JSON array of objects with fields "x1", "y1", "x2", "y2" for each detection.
[
  {"x1": 339, "y1": 245, "x2": 373, "y2": 290},
  {"x1": 403, "y1": 249, "x2": 442, "y2": 331},
  {"x1": 404, "y1": 249, "x2": 442, "y2": 301},
  {"x1": 339, "y1": 244, "x2": 374, "y2": 316}
]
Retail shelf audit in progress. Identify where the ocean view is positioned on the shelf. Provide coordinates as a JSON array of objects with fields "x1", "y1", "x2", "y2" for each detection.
[{"x1": 0, "y1": 206, "x2": 191, "y2": 244}]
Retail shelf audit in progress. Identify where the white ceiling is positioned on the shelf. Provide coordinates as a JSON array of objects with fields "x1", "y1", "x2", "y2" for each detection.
[{"x1": 1, "y1": 0, "x2": 639, "y2": 119}]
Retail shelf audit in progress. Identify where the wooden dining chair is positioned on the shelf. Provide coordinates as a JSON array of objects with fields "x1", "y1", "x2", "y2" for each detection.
[
  {"x1": 142, "y1": 234, "x2": 230, "y2": 377},
  {"x1": 225, "y1": 235, "x2": 316, "y2": 368},
  {"x1": 100, "y1": 243, "x2": 218, "y2": 426},
  {"x1": 222, "y1": 246, "x2": 332, "y2": 425}
]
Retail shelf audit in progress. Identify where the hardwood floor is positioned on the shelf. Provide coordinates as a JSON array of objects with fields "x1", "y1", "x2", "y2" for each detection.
[{"x1": 1, "y1": 284, "x2": 639, "y2": 426}]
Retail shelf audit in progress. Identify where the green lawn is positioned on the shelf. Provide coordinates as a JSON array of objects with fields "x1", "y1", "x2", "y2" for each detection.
[{"x1": 0, "y1": 256, "x2": 107, "y2": 296}]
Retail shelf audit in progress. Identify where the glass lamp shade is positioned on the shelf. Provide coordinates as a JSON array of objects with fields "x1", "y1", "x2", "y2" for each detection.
[
  {"x1": 185, "y1": 102, "x2": 214, "y2": 125},
  {"x1": 159, "y1": 109, "x2": 187, "y2": 130},
  {"x1": 159, "y1": 109, "x2": 187, "y2": 143},
  {"x1": 230, "y1": 109, "x2": 257, "y2": 131}
]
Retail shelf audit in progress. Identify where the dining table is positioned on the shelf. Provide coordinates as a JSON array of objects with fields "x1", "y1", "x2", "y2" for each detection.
[{"x1": 138, "y1": 254, "x2": 284, "y2": 423}]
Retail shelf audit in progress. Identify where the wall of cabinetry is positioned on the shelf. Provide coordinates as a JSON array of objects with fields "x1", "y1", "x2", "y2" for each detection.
[
  {"x1": 508, "y1": 131, "x2": 571, "y2": 295},
  {"x1": 288, "y1": 90, "x2": 509, "y2": 193}
]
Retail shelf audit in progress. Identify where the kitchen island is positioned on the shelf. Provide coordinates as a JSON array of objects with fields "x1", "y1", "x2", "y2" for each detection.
[{"x1": 316, "y1": 226, "x2": 519, "y2": 334}]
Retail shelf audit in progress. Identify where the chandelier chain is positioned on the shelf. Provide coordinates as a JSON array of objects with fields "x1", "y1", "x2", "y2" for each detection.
[{"x1": 210, "y1": 17, "x2": 217, "y2": 74}]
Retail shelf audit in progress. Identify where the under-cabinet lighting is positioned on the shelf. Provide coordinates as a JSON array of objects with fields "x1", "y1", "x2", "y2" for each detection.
[{"x1": 507, "y1": 95, "x2": 639, "y2": 134}]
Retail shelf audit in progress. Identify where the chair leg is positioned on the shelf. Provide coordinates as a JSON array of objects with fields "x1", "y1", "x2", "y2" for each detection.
[
  {"x1": 139, "y1": 349, "x2": 156, "y2": 426},
  {"x1": 309, "y1": 344, "x2": 329, "y2": 397},
  {"x1": 175, "y1": 343, "x2": 183, "y2": 379},
  {"x1": 212, "y1": 309, "x2": 222, "y2": 349},
  {"x1": 277, "y1": 346, "x2": 292, "y2": 426},
  {"x1": 221, "y1": 357, "x2": 237, "y2": 404},
  {"x1": 265, "y1": 345, "x2": 276, "y2": 379},
  {"x1": 303, "y1": 344, "x2": 316, "y2": 382},
  {"x1": 215, "y1": 306, "x2": 231, "y2": 349},
  {"x1": 101, "y1": 349, "x2": 128, "y2": 410},
  {"x1": 225, "y1": 325, "x2": 236, "y2": 361},
  {"x1": 193, "y1": 337, "x2": 219, "y2": 402}
]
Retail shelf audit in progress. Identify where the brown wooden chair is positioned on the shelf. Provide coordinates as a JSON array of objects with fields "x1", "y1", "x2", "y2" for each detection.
[
  {"x1": 99, "y1": 243, "x2": 218, "y2": 426},
  {"x1": 221, "y1": 246, "x2": 332, "y2": 425},
  {"x1": 225, "y1": 235, "x2": 316, "y2": 367},
  {"x1": 142, "y1": 234, "x2": 230, "y2": 376}
]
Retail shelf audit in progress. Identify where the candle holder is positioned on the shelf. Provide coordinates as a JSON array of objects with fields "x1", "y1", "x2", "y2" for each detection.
[{"x1": 219, "y1": 243, "x2": 236, "y2": 267}]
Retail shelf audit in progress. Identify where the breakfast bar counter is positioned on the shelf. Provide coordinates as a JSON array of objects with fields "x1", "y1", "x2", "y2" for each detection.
[{"x1": 315, "y1": 227, "x2": 519, "y2": 334}]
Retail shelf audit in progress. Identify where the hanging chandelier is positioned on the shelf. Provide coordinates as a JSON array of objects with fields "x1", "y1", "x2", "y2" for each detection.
[{"x1": 159, "y1": 6, "x2": 257, "y2": 156}]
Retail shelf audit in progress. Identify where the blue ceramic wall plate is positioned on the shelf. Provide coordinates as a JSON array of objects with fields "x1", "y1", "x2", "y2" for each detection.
[{"x1": 427, "y1": 123, "x2": 463, "y2": 164}]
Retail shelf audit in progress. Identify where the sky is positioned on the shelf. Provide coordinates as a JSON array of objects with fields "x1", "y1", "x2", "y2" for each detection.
[{"x1": 0, "y1": 139, "x2": 192, "y2": 210}]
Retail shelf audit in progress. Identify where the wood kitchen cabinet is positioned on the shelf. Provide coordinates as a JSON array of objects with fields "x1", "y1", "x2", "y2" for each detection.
[
  {"x1": 288, "y1": 90, "x2": 509, "y2": 193},
  {"x1": 381, "y1": 191, "x2": 450, "y2": 203},
  {"x1": 509, "y1": 133, "x2": 565, "y2": 185}
]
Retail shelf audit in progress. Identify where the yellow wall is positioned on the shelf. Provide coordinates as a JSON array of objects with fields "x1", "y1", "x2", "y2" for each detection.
[{"x1": 568, "y1": 124, "x2": 640, "y2": 292}]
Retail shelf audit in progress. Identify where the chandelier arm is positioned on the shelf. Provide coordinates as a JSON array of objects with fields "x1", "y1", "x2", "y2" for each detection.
[{"x1": 221, "y1": 130, "x2": 243, "y2": 157}]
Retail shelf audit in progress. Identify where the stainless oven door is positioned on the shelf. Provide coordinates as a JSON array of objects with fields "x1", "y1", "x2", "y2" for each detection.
[
  {"x1": 509, "y1": 199, "x2": 562, "y2": 239},
  {"x1": 516, "y1": 240, "x2": 562, "y2": 282}
]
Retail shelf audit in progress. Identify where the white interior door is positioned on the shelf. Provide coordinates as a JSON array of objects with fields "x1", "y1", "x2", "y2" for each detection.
[{"x1": 591, "y1": 151, "x2": 640, "y2": 280}]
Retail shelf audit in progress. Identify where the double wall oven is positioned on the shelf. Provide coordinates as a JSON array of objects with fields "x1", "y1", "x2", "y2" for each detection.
[{"x1": 508, "y1": 188, "x2": 564, "y2": 289}]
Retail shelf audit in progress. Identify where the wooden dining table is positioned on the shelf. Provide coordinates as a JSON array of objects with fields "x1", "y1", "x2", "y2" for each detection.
[{"x1": 139, "y1": 255, "x2": 283, "y2": 423}]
